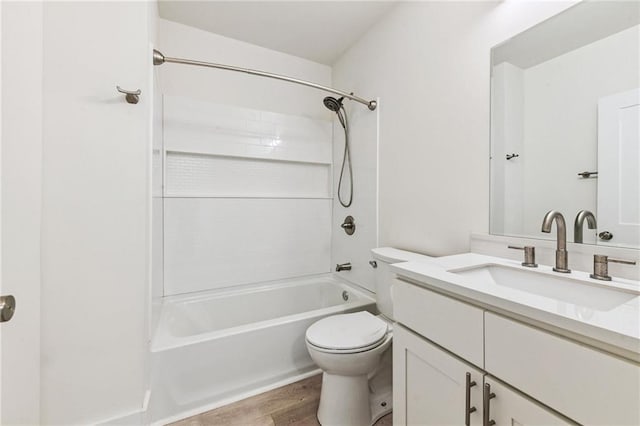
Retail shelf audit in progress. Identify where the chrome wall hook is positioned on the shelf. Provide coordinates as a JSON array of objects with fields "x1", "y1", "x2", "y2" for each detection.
[{"x1": 116, "y1": 86, "x2": 141, "y2": 104}]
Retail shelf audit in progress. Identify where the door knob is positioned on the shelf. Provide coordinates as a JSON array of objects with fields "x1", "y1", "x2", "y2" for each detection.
[{"x1": 0, "y1": 295, "x2": 16, "y2": 323}]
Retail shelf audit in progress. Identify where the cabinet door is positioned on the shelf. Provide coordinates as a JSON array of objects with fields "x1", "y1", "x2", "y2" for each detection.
[
  {"x1": 483, "y1": 377, "x2": 574, "y2": 426},
  {"x1": 394, "y1": 325, "x2": 484, "y2": 426}
]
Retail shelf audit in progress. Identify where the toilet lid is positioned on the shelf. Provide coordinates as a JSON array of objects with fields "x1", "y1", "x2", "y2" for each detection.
[{"x1": 306, "y1": 311, "x2": 388, "y2": 351}]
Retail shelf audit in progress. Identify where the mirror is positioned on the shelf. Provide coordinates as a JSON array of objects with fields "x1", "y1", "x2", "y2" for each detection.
[{"x1": 490, "y1": 1, "x2": 640, "y2": 249}]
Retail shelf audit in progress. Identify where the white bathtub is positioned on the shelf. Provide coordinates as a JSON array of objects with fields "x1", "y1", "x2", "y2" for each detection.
[{"x1": 149, "y1": 274, "x2": 375, "y2": 424}]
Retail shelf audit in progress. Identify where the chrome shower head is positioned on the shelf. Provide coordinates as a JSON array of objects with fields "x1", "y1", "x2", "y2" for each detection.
[{"x1": 323, "y1": 96, "x2": 344, "y2": 112}]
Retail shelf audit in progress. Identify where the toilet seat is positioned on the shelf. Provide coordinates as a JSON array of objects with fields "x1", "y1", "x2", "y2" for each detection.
[{"x1": 306, "y1": 311, "x2": 389, "y2": 353}]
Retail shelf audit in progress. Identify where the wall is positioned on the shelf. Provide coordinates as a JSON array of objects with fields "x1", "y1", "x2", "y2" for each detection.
[
  {"x1": 332, "y1": 1, "x2": 575, "y2": 256},
  {"x1": 156, "y1": 19, "x2": 335, "y2": 296},
  {"x1": 1, "y1": 2, "x2": 42, "y2": 423},
  {"x1": 330, "y1": 101, "x2": 379, "y2": 292},
  {"x1": 157, "y1": 19, "x2": 331, "y2": 120},
  {"x1": 40, "y1": 2, "x2": 152, "y2": 424}
]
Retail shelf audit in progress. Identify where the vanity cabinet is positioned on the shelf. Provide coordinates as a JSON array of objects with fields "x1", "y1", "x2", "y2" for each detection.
[
  {"x1": 392, "y1": 278, "x2": 639, "y2": 425},
  {"x1": 393, "y1": 325, "x2": 484, "y2": 425},
  {"x1": 485, "y1": 312, "x2": 640, "y2": 425}
]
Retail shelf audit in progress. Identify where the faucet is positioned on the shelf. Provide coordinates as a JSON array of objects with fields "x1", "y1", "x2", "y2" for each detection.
[
  {"x1": 336, "y1": 262, "x2": 352, "y2": 272},
  {"x1": 541, "y1": 210, "x2": 571, "y2": 273},
  {"x1": 574, "y1": 210, "x2": 597, "y2": 244}
]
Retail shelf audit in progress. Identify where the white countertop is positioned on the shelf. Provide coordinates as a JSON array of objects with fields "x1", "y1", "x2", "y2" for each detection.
[{"x1": 391, "y1": 253, "x2": 640, "y2": 358}]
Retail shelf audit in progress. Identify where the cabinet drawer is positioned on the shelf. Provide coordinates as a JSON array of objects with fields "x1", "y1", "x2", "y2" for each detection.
[
  {"x1": 393, "y1": 278, "x2": 484, "y2": 367},
  {"x1": 485, "y1": 313, "x2": 640, "y2": 425}
]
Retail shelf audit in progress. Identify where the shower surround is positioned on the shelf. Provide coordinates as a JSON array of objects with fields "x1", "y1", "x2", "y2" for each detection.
[{"x1": 150, "y1": 18, "x2": 380, "y2": 423}]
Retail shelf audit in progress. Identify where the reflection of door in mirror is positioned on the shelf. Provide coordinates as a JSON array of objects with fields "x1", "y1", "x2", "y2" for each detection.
[{"x1": 597, "y1": 89, "x2": 640, "y2": 248}]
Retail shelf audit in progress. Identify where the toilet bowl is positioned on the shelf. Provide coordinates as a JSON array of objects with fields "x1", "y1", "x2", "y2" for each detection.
[
  {"x1": 305, "y1": 247, "x2": 434, "y2": 426},
  {"x1": 305, "y1": 311, "x2": 392, "y2": 426}
]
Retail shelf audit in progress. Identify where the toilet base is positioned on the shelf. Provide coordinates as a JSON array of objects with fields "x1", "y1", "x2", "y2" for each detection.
[
  {"x1": 370, "y1": 388, "x2": 393, "y2": 424},
  {"x1": 317, "y1": 372, "x2": 393, "y2": 426},
  {"x1": 317, "y1": 373, "x2": 369, "y2": 426}
]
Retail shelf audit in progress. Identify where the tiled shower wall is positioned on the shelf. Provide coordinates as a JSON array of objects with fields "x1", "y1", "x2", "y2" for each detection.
[{"x1": 161, "y1": 96, "x2": 333, "y2": 295}]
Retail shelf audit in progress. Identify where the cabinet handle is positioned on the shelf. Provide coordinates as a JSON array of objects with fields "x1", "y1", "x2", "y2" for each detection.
[
  {"x1": 465, "y1": 372, "x2": 477, "y2": 426},
  {"x1": 483, "y1": 383, "x2": 496, "y2": 426}
]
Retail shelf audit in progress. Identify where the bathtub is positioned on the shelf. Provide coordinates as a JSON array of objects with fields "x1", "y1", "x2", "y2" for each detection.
[{"x1": 149, "y1": 274, "x2": 375, "y2": 424}]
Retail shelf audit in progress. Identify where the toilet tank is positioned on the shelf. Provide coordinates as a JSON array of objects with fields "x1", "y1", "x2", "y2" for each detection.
[{"x1": 371, "y1": 248, "x2": 434, "y2": 320}]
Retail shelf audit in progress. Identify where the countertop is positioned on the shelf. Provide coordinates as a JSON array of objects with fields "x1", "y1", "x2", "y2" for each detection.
[{"x1": 390, "y1": 253, "x2": 640, "y2": 361}]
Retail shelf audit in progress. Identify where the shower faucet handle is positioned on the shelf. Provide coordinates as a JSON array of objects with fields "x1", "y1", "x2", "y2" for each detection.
[
  {"x1": 508, "y1": 245, "x2": 538, "y2": 267},
  {"x1": 340, "y1": 216, "x2": 356, "y2": 235}
]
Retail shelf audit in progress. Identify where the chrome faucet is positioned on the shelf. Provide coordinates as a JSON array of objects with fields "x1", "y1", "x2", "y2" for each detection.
[
  {"x1": 541, "y1": 210, "x2": 571, "y2": 273},
  {"x1": 574, "y1": 210, "x2": 597, "y2": 244},
  {"x1": 336, "y1": 262, "x2": 352, "y2": 272}
]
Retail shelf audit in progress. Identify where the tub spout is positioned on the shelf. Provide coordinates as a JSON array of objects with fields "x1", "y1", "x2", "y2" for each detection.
[{"x1": 336, "y1": 262, "x2": 352, "y2": 272}]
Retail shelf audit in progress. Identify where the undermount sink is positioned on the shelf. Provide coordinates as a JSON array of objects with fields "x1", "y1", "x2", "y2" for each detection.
[{"x1": 449, "y1": 264, "x2": 638, "y2": 311}]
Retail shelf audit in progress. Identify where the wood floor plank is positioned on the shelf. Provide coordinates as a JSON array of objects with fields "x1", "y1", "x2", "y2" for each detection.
[{"x1": 169, "y1": 374, "x2": 392, "y2": 426}]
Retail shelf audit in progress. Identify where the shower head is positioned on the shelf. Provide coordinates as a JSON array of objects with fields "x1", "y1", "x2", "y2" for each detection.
[{"x1": 323, "y1": 96, "x2": 344, "y2": 112}]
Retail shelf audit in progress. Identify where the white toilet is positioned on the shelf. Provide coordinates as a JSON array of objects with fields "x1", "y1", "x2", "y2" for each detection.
[{"x1": 305, "y1": 248, "x2": 433, "y2": 426}]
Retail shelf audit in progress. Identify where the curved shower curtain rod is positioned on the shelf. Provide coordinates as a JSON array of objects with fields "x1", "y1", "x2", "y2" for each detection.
[{"x1": 152, "y1": 49, "x2": 377, "y2": 111}]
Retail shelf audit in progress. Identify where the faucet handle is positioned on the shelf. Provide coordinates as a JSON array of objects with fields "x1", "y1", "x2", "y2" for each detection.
[
  {"x1": 590, "y1": 254, "x2": 637, "y2": 281},
  {"x1": 508, "y1": 245, "x2": 538, "y2": 268}
]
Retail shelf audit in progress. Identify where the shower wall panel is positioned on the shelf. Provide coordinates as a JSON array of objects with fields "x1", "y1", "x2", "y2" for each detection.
[
  {"x1": 164, "y1": 198, "x2": 331, "y2": 295},
  {"x1": 162, "y1": 96, "x2": 333, "y2": 296}
]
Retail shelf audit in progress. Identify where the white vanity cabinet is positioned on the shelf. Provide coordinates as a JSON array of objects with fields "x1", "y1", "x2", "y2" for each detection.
[
  {"x1": 392, "y1": 278, "x2": 639, "y2": 425},
  {"x1": 393, "y1": 325, "x2": 484, "y2": 425},
  {"x1": 485, "y1": 312, "x2": 640, "y2": 425}
]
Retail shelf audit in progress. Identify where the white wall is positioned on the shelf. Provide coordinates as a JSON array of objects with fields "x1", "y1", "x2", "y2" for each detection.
[
  {"x1": 157, "y1": 19, "x2": 331, "y2": 120},
  {"x1": 40, "y1": 2, "x2": 152, "y2": 424},
  {"x1": 333, "y1": 1, "x2": 575, "y2": 256},
  {"x1": 521, "y1": 25, "x2": 640, "y2": 241},
  {"x1": 1, "y1": 2, "x2": 42, "y2": 423},
  {"x1": 330, "y1": 102, "x2": 379, "y2": 292}
]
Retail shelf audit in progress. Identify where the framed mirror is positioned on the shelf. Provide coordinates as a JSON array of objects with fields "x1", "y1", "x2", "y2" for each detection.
[{"x1": 490, "y1": 1, "x2": 640, "y2": 249}]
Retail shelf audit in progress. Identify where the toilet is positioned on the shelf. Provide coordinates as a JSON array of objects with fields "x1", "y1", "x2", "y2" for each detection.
[{"x1": 305, "y1": 248, "x2": 433, "y2": 426}]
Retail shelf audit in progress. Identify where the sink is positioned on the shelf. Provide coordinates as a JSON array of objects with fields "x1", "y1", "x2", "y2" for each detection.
[{"x1": 450, "y1": 264, "x2": 638, "y2": 311}]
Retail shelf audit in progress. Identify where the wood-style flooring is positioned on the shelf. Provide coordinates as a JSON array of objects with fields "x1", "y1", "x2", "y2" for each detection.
[{"x1": 169, "y1": 374, "x2": 392, "y2": 426}]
